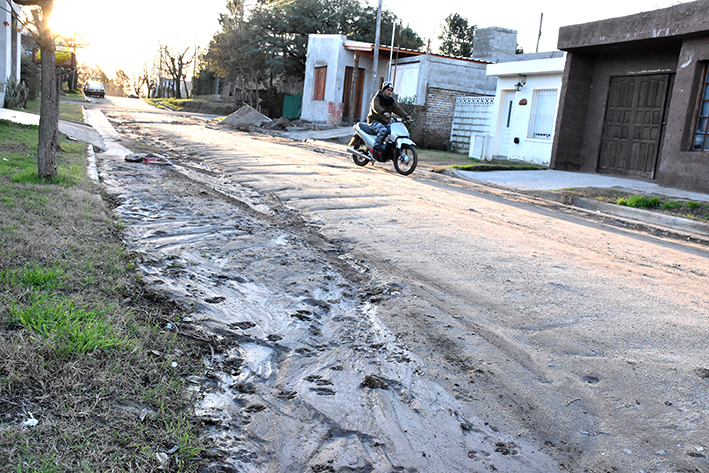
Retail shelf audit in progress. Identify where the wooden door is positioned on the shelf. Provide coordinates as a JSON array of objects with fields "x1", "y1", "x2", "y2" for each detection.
[
  {"x1": 343, "y1": 66, "x2": 366, "y2": 122},
  {"x1": 599, "y1": 74, "x2": 671, "y2": 178}
]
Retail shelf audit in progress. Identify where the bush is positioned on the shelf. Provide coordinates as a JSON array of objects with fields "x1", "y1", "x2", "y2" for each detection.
[{"x1": 3, "y1": 75, "x2": 29, "y2": 109}]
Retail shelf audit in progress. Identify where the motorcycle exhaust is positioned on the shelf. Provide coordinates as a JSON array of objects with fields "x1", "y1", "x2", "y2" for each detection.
[{"x1": 347, "y1": 147, "x2": 374, "y2": 161}]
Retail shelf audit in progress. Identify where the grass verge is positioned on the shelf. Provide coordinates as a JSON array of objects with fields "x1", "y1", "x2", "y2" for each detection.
[
  {"x1": 562, "y1": 188, "x2": 709, "y2": 222},
  {"x1": 416, "y1": 149, "x2": 547, "y2": 171},
  {"x1": 614, "y1": 194, "x2": 709, "y2": 221},
  {"x1": 0, "y1": 104, "x2": 208, "y2": 471},
  {"x1": 147, "y1": 98, "x2": 237, "y2": 116}
]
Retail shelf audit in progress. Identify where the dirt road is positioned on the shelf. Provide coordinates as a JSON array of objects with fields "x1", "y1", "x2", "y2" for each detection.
[{"x1": 87, "y1": 97, "x2": 709, "y2": 472}]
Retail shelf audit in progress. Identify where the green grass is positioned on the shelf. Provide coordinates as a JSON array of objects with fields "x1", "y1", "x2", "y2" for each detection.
[
  {"x1": 0, "y1": 104, "x2": 208, "y2": 471},
  {"x1": 0, "y1": 264, "x2": 61, "y2": 290},
  {"x1": 608, "y1": 194, "x2": 709, "y2": 221},
  {"x1": 147, "y1": 97, "x2": 185, "y2": 111},
  {"x1": 616, "y1": 195, "x2": 661, "y2": 208},
  {"x1": 9, "y1": 293, "x2": 130, "y2": 357}
]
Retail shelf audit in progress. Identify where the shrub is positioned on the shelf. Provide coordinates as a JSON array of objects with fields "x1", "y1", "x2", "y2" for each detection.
[
  {"x1": 3, "y1": 75, "x2": 29, "y2": 109},
  {"x1": 616, "y1": 195, "x2": 661, "y2": 209},
  {"x1": 663, "y1": 201, "x2": 682, "y2": 209}
]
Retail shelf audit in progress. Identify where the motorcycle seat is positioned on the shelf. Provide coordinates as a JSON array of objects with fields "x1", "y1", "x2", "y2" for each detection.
[{"x1": 359, "y1": 123, "x2": 377, "y2": 136}]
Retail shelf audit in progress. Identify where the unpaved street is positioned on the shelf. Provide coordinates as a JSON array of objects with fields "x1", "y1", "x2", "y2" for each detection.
[{"x1": 87, "y1": 97, "x2": 709, "y2": 472}]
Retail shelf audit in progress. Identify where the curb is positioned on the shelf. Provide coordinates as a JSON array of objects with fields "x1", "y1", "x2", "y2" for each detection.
[
  {"x1": 443, "y1": 170, "x2": 709, "y2": 240},
  {"x1": 568, "y1": 195, "x2": 709, "y2": 237},
  {"x1": 506, "y1": 188, "x2": 709, "y2": 239}
]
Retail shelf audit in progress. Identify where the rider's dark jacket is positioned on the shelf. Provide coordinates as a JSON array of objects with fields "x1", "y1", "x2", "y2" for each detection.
[{"x1": 367, "y1": 88, "x2": 407, "y2": 125}]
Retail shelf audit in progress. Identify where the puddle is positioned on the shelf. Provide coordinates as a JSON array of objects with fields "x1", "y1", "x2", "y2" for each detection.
[{"x1": 93, "y1": 113, "x2": 560, "y2": 472}]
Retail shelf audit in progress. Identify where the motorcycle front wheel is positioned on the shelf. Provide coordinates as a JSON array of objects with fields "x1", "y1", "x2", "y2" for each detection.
[
  {"x1": 394, "y1": 145, "x2": 418, "y2": 175},
  {"x1": 350, "y1": 136, "x2": 369, "y2": 167}
]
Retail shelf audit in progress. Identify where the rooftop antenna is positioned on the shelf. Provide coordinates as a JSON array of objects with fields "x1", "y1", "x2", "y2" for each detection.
[{"x1": 536, "y1": 12, "x2": 543, "y2": 53}]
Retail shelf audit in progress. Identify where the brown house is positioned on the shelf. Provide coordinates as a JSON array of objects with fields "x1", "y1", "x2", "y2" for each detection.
[{"x1": 550, "y1": 0, "x2": 709, "y2": 193}]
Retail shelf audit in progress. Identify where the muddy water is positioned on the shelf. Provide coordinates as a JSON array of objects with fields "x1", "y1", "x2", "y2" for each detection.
[{"x1": 92, "y1": 113, "x2": 560, "y2": 471}]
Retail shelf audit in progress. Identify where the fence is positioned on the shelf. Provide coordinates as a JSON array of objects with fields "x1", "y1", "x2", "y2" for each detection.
[{"x1": 449, "y1": 96, "x2": 494, "y2": 153}]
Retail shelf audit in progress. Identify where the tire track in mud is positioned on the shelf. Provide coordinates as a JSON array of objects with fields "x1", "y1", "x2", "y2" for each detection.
[{"x1": 95, "y1": 123, "x2": 561, "y2": 471}]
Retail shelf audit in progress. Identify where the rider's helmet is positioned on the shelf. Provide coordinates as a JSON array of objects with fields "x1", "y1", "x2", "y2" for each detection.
[{"x1": 381, "y1": 81, "x2": 394, "y2": 91}]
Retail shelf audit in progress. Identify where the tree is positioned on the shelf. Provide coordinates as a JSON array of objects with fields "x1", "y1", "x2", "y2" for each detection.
[
  {"x1": 140, "y1": 61, "x2": 158, "y2": 98},
  {"x1": 13, "y1": 0, "x2": 60, "y2": 179},
  {"x1": 204, "y1": 0, "x2": 424, "y2": 97},
  {"x1": 113, "y1": 69, "x2": 131, "y2": 97},
  {"x1": 161, "y1": 46, "x2": 193, "y2": 99},
  {"x1": 438, "y1": 13, "x2": 475, "y2": 58}
]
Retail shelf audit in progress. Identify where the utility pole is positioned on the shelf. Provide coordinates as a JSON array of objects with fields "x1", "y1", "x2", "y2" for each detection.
[
  {"x1": 388, "y1": 16, "x2": 396, "y2": 81},
  {"x1": 371, "y1": 0, "x2": 382, "y2": 99},
  {"x1": 536, "y1": 12, "x2": 543, "y2": 53}
]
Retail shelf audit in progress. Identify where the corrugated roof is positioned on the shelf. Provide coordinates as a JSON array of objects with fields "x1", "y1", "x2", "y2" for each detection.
[{"x1": 342, "y1": 41, "x2": 492, "y2": 64}]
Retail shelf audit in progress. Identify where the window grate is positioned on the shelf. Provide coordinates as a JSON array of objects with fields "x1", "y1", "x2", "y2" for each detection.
[
  {"x1": 528, "y1": 89, "x2": 558, "y2": 140},
  {"x1": 693, "y1": 64, "x2": 709, "y2": 151}
]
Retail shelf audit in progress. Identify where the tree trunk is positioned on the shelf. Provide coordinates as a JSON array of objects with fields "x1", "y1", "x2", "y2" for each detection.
[{"x1": 37, "y1": 3, "x2": 58, "y2": 180}]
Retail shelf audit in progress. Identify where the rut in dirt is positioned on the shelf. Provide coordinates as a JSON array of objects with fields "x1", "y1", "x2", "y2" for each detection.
[{"x1": 95, "y1": 127, "x2": 560, "y2": 472}]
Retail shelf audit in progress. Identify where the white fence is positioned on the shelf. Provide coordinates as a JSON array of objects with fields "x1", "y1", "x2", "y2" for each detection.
[{"x1": 449, "y1": 96, "x2": 494, "y2": 153}]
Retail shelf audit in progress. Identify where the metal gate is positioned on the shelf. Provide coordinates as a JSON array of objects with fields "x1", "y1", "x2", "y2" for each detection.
[{"x1": 598, "y1": 74, "x2": 672, "y2": 178}]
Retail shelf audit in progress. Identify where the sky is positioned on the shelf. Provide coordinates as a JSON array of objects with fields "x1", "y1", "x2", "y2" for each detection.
[{"x1": 40, "y1": 0, "x2": 694, "y2": 79}]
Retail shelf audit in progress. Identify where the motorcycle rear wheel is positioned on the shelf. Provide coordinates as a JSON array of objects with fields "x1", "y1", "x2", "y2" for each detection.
[
  {"x1": 350, "y1": 136, "x2": 369, "y2": 167},
  {"x1": 394, "y1": 145, "x2": 418, "y2": 175}
]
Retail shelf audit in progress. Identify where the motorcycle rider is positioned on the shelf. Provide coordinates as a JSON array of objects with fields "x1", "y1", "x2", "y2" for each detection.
[{"x1": 367, "y1": 81, "x2": 411, "y2": 159}]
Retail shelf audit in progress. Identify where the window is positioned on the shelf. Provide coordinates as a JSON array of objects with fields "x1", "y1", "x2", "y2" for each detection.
[
  {"x1": 528, "y1": 89, "x2": 558, "y2": 140},
  {"x1": 313, "y1": 66, "x2": 327, "y2": 101},
  {"x1": 693, "y1": 64, "x2": 709, "y2": 151}
]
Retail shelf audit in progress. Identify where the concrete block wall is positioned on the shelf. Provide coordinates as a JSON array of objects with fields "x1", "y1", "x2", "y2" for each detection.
[{"x1": 474, "y1": 27, "x2": 518, "y2": 63}]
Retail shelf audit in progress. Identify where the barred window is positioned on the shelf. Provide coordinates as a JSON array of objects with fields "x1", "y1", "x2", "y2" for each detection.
[
  {"x1": 528, "y1": 89, "x2": 558, "y2": 140},
  {"x1": 313, "y1": 66, "x2": 327, "y2": 101},
  {"x1": 693, "y1": 64, "x2": 709, "y2": 151}
]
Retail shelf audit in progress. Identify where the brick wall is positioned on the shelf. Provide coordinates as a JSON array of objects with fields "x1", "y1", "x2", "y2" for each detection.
[{"x1": 423, "y1": 87, "x2": 468, "y2": 150}]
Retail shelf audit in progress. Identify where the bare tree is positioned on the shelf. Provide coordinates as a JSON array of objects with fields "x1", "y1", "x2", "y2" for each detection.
[
  {"x1": 139, "y1": 61, "x2": 158, "y2": 98},
  {"x1": 161, "y1": 46, "x2": 193, "y2": 99},
  {"x1": 13, "y1": 0, "x2": 59, "y2": 179},
  {"x1": 132, "y1": 71, "x2": 146, "y2": 97}
]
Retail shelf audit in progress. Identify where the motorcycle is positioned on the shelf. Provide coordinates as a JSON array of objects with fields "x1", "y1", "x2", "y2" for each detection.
[{"x1": 346, "y1": 117, "x2": 418, "y2": 175}]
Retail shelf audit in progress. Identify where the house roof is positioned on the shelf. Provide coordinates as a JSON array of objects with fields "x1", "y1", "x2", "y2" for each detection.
[
  {"x1": 342, "y1": 40, "x2": 492, "y2": 65},
  {"x1": 486, "y1": 55, "x2": 566, "y2": 77},
  {"x1": 558, "y1": 0, "x2": 709, "y2": 51}
]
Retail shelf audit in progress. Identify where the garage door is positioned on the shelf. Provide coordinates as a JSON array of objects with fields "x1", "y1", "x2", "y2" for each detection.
[{"x1": 598, "y1": 74, "x2": 672, "y2": 178}]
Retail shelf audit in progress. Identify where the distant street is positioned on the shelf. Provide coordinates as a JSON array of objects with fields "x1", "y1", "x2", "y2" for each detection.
[{"x1": 88, "y1": 96, "x2": 709, "y2": 472}]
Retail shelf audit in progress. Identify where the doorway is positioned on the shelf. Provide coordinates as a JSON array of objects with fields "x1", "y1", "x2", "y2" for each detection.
[
  {"x1": 498, "y1": 92, "x2": 515, "y2": 157},
  {"x1": 598, "y1": 74, "x2": 673, "y2": 178},
  {"x1": 343, "y1": 66, "x2": 366, "y2": 123}
]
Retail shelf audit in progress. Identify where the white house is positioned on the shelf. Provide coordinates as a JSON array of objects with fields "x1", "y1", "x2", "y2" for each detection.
[
  {"x1": 0, "y1": 0, "x2": 22, "y2": 106},
  {"x1": 485, "y1": 53, "x2": 566, "y2": 164}
]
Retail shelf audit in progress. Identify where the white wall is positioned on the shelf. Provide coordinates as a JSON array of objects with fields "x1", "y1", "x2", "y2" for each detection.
[
  {"x1": 391, "y1": 61, "x2": 419, "y2": 99},
  {"x1": 302, "y1": 35, "x2": 392, "y2": 124},
  {"x1": 301, "y1": 35, "x2": 347, "y2": 123},
  {"x1": 0, "y1": 0, "x2": 21, "y2": 106},
  {"x1": 486, "y1": 56, "x2": 566, "y2": 165}
]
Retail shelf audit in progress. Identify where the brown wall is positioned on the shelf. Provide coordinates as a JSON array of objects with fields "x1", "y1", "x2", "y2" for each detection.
[
  {"x1": 551, "y1": 0, "x2": 709, "y2": 193},
  {"x1": 656, "y1": 37, "x2": 709, "y2": 191}
]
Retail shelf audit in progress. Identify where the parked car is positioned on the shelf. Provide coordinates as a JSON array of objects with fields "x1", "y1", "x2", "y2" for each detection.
[{"x1": 83, "y1": 80, "x2": 105, "y2": 98}]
